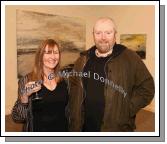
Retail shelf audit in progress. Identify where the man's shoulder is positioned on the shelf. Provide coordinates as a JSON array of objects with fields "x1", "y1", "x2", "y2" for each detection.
[
  {"x1": 123, "y1": 47, "x2": 141, "y2": 59},
  {"x1": 115, "y1": 44, "x2": 134, "y2": 55},
  {"x1": 119, "y1": 46, "x2": 143, "y2": 64},
  {"x1": 80, "y1": 45, "x2": 96, "y2": 56}
]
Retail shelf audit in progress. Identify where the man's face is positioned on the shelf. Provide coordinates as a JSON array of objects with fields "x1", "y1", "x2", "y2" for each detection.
[{"x1": 93, "y1": 20, "x2": 116, "y2": 53}]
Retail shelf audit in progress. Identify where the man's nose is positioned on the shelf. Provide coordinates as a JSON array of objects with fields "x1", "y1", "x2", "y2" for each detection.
[{"x1": 101, "y1": 33, "x2": 106, "y2": 40}]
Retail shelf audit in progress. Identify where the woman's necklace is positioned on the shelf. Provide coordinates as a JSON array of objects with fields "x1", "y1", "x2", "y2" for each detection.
[{"x1": 44, "y1": 77, "x2": 57, "y2": 91}]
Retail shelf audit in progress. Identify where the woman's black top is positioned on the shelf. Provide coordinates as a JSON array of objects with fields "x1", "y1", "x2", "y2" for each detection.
[{"x1": 32, "y1": 80, "x2": 68, "y2": 132}]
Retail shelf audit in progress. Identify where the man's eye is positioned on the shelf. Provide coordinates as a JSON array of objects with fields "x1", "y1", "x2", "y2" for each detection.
[
  {"x1": 105, "y1": 32, "x2": 112, "y2": 34},
  {"x1": 106, "y1": 31, "x2": 114, "y2": 34},
  {"x1": 95, "y1": 32, "x2": 101, "y2": 35}
]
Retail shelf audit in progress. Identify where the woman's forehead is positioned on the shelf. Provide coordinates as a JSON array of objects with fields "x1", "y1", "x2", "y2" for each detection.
[{"x1": 45, "y1": 44, "x2": 58, "y2": 51}]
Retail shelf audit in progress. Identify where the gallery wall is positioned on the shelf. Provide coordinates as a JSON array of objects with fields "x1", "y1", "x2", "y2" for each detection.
[{"x1": 5, "y1": 5, "x2": 155, "y2": 114}]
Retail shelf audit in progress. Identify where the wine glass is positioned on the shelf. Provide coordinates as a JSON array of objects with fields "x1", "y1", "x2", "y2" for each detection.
[
  {"x1": 32, "y1": 92, "x2": 42, "y2": 100},
  {"x1": 32, "y1": 80, "x2": 43, "y2": 101}
]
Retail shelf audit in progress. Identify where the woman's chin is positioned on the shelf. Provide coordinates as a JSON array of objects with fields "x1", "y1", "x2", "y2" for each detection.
[{"x1": 46, "y1": 64, "x2": 57, "y2": 70}]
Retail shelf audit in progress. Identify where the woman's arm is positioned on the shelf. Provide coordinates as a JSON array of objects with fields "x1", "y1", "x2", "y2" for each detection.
[{"x1": 11, "y1": 76, "x2": 30, "y2": 122}]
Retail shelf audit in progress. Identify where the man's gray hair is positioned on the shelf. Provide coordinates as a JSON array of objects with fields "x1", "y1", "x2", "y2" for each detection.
[{"x1": 93, "y1": 17, "x2": 117, "y2": 33}]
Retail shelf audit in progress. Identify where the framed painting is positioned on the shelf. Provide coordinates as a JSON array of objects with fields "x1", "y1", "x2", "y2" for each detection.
[
  {"x1": 120, "y1": 34, "x2": 146, "y2": 59},
  {"x1": 17, "y1": 10, "x2": 85, "y2": 78}
]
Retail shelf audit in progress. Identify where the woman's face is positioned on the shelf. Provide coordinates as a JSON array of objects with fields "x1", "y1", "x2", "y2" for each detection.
[{"x1": 43, "y1": 44, "x2": 60, "y2": 71}]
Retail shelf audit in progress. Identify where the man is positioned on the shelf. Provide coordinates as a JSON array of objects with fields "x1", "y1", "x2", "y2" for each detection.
[{"x1": 68, "y1": 17, "x2": 154, "y2": 132}]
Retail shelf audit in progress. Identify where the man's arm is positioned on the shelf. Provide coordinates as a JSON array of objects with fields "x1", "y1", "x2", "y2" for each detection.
[{"x1": 130, "y1": 55, "x2": 155, "y2": 117}]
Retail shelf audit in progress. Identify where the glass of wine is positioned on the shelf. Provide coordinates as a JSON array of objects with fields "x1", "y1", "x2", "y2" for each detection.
[
  {"x1": 32, "y1": 92, "x2": 42, "y2": 100},
  {"x1": 32, "y1": 80, "x2": 43, "y2": 101}
]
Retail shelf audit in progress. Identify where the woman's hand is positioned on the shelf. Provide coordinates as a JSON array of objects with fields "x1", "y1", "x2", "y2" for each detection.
[{"x1": 20, "y1": 81, "x2": 42, "y2": 104}]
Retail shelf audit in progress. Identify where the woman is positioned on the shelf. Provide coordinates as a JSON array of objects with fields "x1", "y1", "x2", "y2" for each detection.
[{"x1": 12, "y1": 39, "x2": 69, "y2": 132}]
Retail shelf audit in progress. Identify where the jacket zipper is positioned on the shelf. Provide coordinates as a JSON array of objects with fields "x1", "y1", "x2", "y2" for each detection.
[
  {"x1": 104, "y1": 55, "x2": 114, "y2": 80},
  {"x1": 101, "y1": 55, "x2": 114, "y2": 129}
]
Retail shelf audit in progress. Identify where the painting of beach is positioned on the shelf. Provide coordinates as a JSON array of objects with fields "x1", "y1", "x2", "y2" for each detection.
[
  {"x1": 17, "y1": 10, "x2": 85, "y2": 78},
  {"x1": 120, "y1": 34, "x2": 146, "y2": 59}
]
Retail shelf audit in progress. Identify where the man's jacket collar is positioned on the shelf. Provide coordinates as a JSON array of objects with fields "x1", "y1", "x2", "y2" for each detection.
[{"x1": 80, "y1": 43, "x2": 126, "y2": 59}]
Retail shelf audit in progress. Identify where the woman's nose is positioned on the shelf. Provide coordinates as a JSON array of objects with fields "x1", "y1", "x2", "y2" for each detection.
[{"x1": 50, "y1": 52, "x2": 56, "y2": 57}]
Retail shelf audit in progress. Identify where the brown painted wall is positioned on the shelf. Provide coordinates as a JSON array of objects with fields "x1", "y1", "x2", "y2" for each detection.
[{"x1": 5, "y1": 5, "x2": 155, "y2": 114}]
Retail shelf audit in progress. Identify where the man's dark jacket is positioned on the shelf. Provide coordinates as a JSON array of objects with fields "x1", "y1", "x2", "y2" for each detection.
[{"x1": 68, "y1": 43, "x2": 155, "y2": 132}]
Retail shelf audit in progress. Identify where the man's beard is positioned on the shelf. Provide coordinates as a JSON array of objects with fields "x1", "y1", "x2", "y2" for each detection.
[{"x1": 96, "y1": 41, "x2": 111, "y2": 53}]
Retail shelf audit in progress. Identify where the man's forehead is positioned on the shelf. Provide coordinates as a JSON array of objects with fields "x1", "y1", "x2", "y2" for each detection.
[
  {"x1": 94, "y1": 21, "x2": 115, "y2": 31},
  {"x1": 95, "y1": 19, "x2": 114, "y2": 26}
]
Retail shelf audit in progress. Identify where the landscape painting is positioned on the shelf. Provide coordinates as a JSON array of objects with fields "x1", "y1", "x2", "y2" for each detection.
[
  {"x1": 17, "y1": 10, "x2": 85, "y2": 78},
  {"x1": 120, "y1": 34, "x2": 146, "y2": 59}
]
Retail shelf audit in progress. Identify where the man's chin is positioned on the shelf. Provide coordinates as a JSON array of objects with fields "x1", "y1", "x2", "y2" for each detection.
[{"x1": 97, "y1": 47, "x2": 109, "y2": 53}]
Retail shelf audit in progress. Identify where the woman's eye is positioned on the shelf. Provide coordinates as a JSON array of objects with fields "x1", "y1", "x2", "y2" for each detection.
[
  {"x1": 53, "y1": 51, "x2": 59, "y2": 54},
  {"x1": 44, "y1": 51, "x2": 52, "y2": 54},
  {"x1": 44, "y1": 51, "x2": 59, "y2": 54}
]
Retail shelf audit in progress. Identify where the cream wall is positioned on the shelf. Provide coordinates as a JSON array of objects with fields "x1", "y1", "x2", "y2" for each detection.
[{"x1": 5, "y1": 5, "x2": 155, "y2": 115}]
